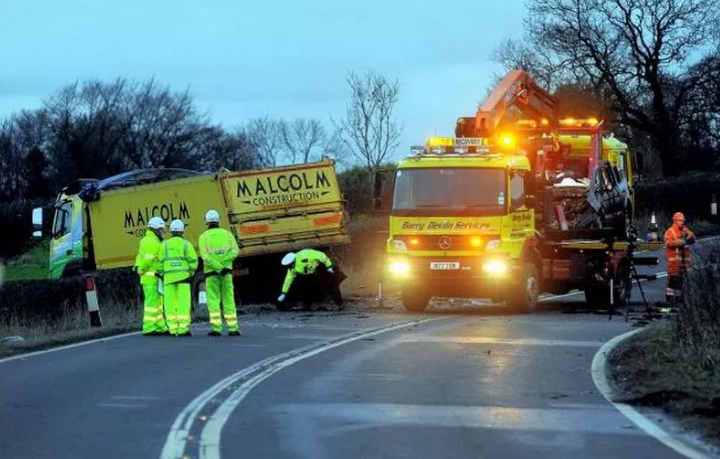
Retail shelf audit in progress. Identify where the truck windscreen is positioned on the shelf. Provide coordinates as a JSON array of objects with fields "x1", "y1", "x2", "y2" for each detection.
[{"x1": 392, "y1": 167, "x2": 507, "y2": 216}]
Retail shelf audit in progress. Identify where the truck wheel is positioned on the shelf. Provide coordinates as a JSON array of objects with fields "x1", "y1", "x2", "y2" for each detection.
[
  {"x1": 584, "y1": 261, "x2": 630, "y2": 309},
  {"x1": 507, "y1": 263, "x2": 540, "y2": 313},
  {"x1": 584, "y1": 279, "x2": 628, "y2": 309},
  {"x1": 402, "y1": 288, "x2": 430, "y2": 312}
]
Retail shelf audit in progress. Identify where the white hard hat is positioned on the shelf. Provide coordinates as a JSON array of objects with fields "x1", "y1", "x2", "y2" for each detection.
[
  {"x1": 170, "y1": 219, "x2": 185, "y2": 232},
  {"x1": 205, "y1": 209, "x2": 220, "y2": 223},
  {"x1": 281, "y1": 252, "x2": 296, "y2": 266},
  {"x1": 148, "y1": 217, "x2": 165, "y2": 230}
]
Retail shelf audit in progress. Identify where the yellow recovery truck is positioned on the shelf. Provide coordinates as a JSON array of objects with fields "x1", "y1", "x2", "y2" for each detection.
[
  {"x1": 372, "y1": 69, "x2": 663, "y2": 312},
  {"x1": 32, "y1": 159, "x2": 350, "y2": 303},
  {"x1": 373, "y1": 133, "x2": 663, "y2": 312}
]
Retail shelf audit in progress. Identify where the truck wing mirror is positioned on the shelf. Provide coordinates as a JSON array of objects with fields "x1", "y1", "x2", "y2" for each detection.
[
  {"x1": 372, "y1": 168, "x2": 396, "y2": 214},
  {"x1": 32, "y1": 207, "x2": 43, "y2": 230}
]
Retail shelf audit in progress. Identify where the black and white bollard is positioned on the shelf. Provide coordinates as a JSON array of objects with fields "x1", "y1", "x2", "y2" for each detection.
[
  {"x1": 712, "y1": 193, "x2": 717, "y2": 218},
  {"x1": 84, "y1": 275, "x2": 102, "y2": 327}
]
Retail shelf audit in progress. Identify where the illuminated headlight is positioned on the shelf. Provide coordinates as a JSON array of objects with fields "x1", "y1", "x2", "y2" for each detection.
[
  {"x1": 391, "y1": 239, "x2": 408, "y2": 251},
  {"x1": 485, "y1": 239, "x2": 501, "y2": 250},
  {"x1": 482, "y1": 259, "x2": 508, "y2": 275},
  {"x1": 389, "y1": 261, "x2": 410, "y2": 276}
]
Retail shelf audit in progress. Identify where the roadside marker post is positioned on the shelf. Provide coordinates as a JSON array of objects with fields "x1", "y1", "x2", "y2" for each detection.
[{"x1": 84, "y1": 275, "x2": 102, "y2": 327}]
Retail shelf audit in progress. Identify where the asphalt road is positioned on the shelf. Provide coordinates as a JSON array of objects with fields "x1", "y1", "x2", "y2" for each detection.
[{"x1": 1, "y1": 240, "x2": 718, "y2": 459}]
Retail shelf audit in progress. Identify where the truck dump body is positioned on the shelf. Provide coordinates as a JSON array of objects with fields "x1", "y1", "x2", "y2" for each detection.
[
  {"x1": 219, "y1": 161, "x2": 349, "y2": 256},
  {"x1": 86, "y1": 174, "x2": 226, "y2": 270}
]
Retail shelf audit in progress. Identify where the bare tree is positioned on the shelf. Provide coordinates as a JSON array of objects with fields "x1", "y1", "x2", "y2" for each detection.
[
  {"x1": 333, "y1": 70, "x2": 402, "y2": 171},
  {"x1": 197, "y1": 126, "x2": 260, "y2": 172},
  {"x1": 493, "y1": 0, "x2": 720, "y2": 176},
  {"x1": 246, "y1": 116, "x2": 286, "y2": 167},
  {"x1": 281, "y1": 118, "x2": 328, "y2": 164}
]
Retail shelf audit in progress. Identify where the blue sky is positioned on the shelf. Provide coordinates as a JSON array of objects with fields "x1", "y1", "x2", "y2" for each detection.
[{"x1": 0, "y1": 0, "x2": 526, "y2": 164}]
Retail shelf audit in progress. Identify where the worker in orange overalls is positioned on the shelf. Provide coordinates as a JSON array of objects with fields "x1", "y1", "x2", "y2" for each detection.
[{"x1": 664, "y1": 212, "x2": 696, "y2": 304}]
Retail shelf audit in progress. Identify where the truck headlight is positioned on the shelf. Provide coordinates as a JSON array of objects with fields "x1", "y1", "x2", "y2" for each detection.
[
  {"x1": 389, "y1": 260, "x2": 410, "y2": 276},
  {"x1": 482, "y1": 259, "x2": 508, "y2": 275},
  {"x1": 391, "y1": 240, "x2": 408, "y2": 251}
]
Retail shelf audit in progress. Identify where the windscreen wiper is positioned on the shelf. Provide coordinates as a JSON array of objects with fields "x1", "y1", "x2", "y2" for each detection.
[{"x1": 414, "y1": 203, "x2": 449, "y2": 208}]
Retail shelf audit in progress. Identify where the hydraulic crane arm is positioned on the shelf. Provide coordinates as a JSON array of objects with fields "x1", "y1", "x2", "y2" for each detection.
[{"x1": 455, "y1": 69, "x2": 559, "y2": 138}]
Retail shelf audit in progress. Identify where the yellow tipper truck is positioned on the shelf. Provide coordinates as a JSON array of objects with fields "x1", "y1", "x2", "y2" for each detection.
[{"x1": 32, "y1": 159, "x2": 350, "y2": 301}]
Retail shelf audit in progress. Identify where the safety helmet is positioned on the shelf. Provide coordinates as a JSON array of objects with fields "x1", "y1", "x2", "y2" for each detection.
[
  {"x1": 170, "y1": 219, "x2": 185, "y2": 232},
  {"x1": 281, "y1": 252, "x2": 296, "y2": 266},
  {"x1": 673, "y1": 212, "x2": 685, "y2": 221},
  {"x1": 148, "y1": 217, "x2": 165, "y2": 230},
  {"x1": 205, "y1": 209, "x2": 220, "y2": 223}
]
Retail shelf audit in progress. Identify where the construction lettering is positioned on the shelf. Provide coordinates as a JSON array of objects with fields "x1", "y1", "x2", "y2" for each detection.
[
  {"x1": 124, "y1": 202, "x2": 190, "y2": 229},
  {"x1": 236, "y1": 170, "x2": 331, "y2": 198}
]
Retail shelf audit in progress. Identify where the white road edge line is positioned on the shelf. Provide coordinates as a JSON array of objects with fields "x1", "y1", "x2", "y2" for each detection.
[
  {"x1": 537, "y1": 233, "x2": 720, "y2": 303},
  {"x1": 159, "y1": 317, "x2": 447, "y2": 459},
  {"x1": 591, "y1": 329, "x2": 713, "y2": 459},
  {"x1": 0, "y1": 331, "x2": 141, "y2": 364}
]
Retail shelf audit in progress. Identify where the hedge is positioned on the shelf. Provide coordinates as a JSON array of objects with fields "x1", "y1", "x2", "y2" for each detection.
[
  {"x1": 0, "y1": 269, "x2": 141, "y2": 327},
  {"x1": 634, "y1": 172, "x2": 720, "y2": 222}
]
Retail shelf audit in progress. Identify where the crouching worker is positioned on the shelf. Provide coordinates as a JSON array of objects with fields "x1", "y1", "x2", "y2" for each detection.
[
  {"x1": 134, "y1": 216, "x2": 169, "y2": 336},
  {"x1": 277, "y1": 248, "x2": 345, "y2": 310},
  {"x1": 159, "y1": 219, "x2": 198, "y2": 337},
  {"x1": 199, "y1": 210, "x2": 241, "y2": 337}
]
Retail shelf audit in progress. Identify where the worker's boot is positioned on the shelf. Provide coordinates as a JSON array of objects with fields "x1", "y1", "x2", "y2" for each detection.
[
  {"x1": 208, "y1": 331, "x2": 221, "y2": 337},
  {"x1": 228, "y1": 331, "x2": 242, "y2": 337}
]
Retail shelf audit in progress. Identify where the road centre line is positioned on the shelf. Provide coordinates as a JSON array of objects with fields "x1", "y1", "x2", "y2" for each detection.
[
  {"x1": 159, "y1": 317, "x2": 447, "y2": 459},
  {"x1": 395, "y1": 336, "x2": 603, "y2": 347}
]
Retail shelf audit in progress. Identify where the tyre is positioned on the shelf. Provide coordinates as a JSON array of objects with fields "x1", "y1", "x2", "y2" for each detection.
[
  {"x1": 507, "y1": 262, "x2": 540, "y2": 313},
  {"x1": 402, "y1": 288, "x2": 430, "y2": 312}
]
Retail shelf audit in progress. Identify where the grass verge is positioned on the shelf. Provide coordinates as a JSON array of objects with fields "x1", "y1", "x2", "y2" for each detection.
[
  {"x1": 3, "y1": 239, "x2": 49, "y2": 281},
  {"x1": 0, "y1": 300, "x2": 139, "y2": 359},
  {"x1": 608, "y1": 243, "x2": 720, "y2": 447},
  {"x1": 609, "y1": 322, "x2": 720, "y2": 446}
]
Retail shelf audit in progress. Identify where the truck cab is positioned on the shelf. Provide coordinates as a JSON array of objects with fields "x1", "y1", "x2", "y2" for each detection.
[{"x1": 375, "y1": 137, "x2": 540, "y2": 312}]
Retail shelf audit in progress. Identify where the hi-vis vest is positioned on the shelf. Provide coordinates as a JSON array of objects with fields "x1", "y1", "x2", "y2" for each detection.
[
  {"x1": 664, "y1": 225, "x2": 695, "y2": 276},
  {"x1": 199, "y1": 227, "x2": 239, "y2": 274},
  {"x1": 281, "y1": 249, "x2": 333, "y2": 293},
  {"x1": 159, "y1": 236, "x2": 199, "y2": 284},
  {"x1": 134, "y1": 231, "x2": 162, "y2": 285}
]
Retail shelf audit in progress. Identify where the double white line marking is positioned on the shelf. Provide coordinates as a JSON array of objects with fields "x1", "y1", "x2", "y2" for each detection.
[{"x1": 160, "y1": 317, "x2": 446, "y2": 459}]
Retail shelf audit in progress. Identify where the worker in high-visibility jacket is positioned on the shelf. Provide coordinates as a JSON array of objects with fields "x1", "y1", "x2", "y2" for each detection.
[
  {"x1": 664, "y1": 211, "x2": 696, "y2": 304},
  {"x1": 134, "y1": 217, "x2": 169, "y2": 335},
  {"x1": 158, "y1": 219, "x2": 198, "y2": 336},
  {"x1": 198, "y1": 209, "x2": 241, "y2": 336},
  {"x1": 277, "y1": 248, "x2": 344, "y2": 310}
]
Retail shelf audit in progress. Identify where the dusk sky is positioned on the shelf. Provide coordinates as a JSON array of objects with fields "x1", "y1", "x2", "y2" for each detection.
[{"x1": 0, "y1": 0, "x2": 526, "y2": 164}]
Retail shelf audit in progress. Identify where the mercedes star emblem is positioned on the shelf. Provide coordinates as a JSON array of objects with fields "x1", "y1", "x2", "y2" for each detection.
[{"x1": 438, "y1": 236, "x2": 452, "y2": 250}]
